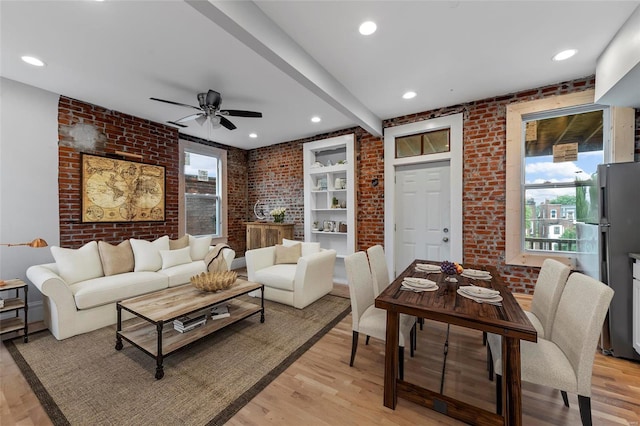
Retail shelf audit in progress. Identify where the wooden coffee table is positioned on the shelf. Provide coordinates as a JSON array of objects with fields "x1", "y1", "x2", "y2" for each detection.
[{"x1": 115, "y1": 279, "x2": 264, "y2": 379}]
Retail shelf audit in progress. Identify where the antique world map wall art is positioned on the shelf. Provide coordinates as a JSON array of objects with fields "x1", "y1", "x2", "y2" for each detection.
[{"x1": 81, "y1": 153, "x2": 165, "y2": 222}]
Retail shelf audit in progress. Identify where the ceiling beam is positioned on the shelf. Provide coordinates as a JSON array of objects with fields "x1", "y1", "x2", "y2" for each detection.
[{"x1": 185, "y1": 0, "x2": 382, "y2": 137}]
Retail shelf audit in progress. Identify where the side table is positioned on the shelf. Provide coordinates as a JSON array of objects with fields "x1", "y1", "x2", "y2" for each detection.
[{"x1": 0, "y1": 279, "x2": 29, "y2": 343}]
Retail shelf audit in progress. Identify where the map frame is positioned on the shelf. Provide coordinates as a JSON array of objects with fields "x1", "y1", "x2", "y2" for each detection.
[{"x1": 81, "y1": 153, "x2": 166, "y2": 223}]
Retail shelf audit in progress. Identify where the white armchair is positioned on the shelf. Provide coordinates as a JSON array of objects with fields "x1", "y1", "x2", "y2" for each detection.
[{"x1": 246, "y1": 243, "x2": 337, "y2": 309}]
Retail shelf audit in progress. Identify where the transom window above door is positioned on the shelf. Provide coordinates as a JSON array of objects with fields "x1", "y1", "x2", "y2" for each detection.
[{"x1": 395, "y1": 128, "x2": 450, "y2": 158}]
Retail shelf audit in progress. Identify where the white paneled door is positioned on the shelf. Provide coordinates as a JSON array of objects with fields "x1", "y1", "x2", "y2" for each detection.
[{"x1": 394, "y1": 161, "x2": 451, "y2": 275}]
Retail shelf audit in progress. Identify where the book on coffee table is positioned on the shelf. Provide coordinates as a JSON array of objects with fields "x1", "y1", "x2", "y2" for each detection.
[{"x1": 211, "y1": 303, "x2": 230, "y2": 320}]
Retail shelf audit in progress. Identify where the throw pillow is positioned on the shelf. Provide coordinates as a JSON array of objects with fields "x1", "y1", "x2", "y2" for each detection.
[
  {"x1": 189, "y1": 235, "x2": 212, "y2": 261},
  {"x1": 159, "y1": 247, "x2": 192, "y2": 269},
  {"x1": 282, "y1": 238, "x2": 321, "y2": 257},
  {"x1": 51, "y1": 241, "x2": 104, "y2": 285},
  {"x1": 274, "y1": 243, "x2": 301, "y2": 264},
  {"x1": 98, "y1": 240, "x2": 134, "y2": 276},
  {"x1": 130, "y1": 235, "x2": 170, "y2": 272},
  {"x1": 169, "y1": 234, "x2": 189, "y2": 250}
]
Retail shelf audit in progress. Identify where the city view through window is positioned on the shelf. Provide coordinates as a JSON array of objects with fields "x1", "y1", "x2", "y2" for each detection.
[{"x1": 523, "y1": 109, "x2": 604, "y2": 253}]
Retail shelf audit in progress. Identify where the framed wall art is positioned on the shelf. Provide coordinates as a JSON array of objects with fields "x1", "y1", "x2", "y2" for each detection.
[{"x1": 81, "y1": 153, "x2": 165, "y2": 222}]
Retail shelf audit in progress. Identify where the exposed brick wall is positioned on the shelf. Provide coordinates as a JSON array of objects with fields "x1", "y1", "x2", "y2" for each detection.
[
  {"x1": 57, "y1": 98, "x2": 247, "y2": 253},
  {"x1": 246, "y1": 128, "x2": 359, "y2": 247},
  {"x1": 384, "y1": 76, "x2": 598, "y2": 292},
  {"x1": 58, "y1": 97, "x2": 180, "y2": 247}
]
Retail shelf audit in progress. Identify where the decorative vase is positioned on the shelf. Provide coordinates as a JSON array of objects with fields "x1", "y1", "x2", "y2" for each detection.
[{"x1": 273, "y1": 213, "x2": 285, "y2": 223}]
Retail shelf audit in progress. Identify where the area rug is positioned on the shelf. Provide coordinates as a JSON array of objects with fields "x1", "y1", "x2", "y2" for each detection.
[{"x1": 5, "y1": 295, "x2": 351, "y2": 426}]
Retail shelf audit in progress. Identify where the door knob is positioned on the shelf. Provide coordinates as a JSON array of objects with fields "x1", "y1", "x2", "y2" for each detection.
[
  {"x1": 443, "y1": 228, "x2": 449, "y2": 233},
  {"x1": 443, "y1": 237, "x2": 449, "y2": 242}
]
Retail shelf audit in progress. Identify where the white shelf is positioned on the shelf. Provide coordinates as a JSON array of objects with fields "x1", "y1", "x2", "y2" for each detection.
[{"x1": 304, "y1": 134, "x2": 356, "y2": 285}]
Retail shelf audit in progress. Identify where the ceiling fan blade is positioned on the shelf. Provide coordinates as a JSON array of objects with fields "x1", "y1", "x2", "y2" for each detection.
[
  {"x1": 220, "y1": 109, "x2": 263, "y2": 118},
  {"x1": 206, "y1": 90, "x2": 222, "y2": 109},
  {"x1": 167, "y1": 121, "x2": 188, "y2": 128},
  {"x1": 150, "y1": 97, "x2": 201, "y2": 111},
  {"x1": 219, "y1": 116, "x2": 237, "y2": 130},
  {"x1": 175, "y1": 113, "x2": 203, "y2": 123}
]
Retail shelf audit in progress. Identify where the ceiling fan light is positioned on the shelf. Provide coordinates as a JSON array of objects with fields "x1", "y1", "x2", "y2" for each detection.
[
  {"x1": 195, "y1": 115, "x2": 208, "y2": 126},
  {"x1": 210, "y1": 116, "x2": 222, "y2": 128}
]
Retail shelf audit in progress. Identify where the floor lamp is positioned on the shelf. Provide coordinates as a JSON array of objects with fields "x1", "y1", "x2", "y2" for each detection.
[{"x1": 0, "y1": 238, "x2": 48, "y2": 285}]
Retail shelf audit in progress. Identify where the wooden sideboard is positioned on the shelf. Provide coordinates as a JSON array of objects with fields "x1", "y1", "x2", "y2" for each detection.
[{"x1": 245, "y1": 222, "x2": 294, "y2": 250}]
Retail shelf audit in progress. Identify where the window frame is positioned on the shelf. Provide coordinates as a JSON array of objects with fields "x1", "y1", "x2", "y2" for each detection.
[
  {"x1": 505, "y1": 89, "x2": 635, "y2": 268},
  {"x1": 178, "y1": 139, "x2": 228, "y2": 244}
]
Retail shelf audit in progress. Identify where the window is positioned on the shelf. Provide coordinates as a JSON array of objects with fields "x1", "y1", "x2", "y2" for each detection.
[
  {"x1": 395, "y1": 128, "x2": 450, "y2": 158},
  {"x1": 179, "y1": 140, "x2": 227, "y2": 241},
  {"x1": 505, "y1": 90, "x2": 635, "y2": 268}
]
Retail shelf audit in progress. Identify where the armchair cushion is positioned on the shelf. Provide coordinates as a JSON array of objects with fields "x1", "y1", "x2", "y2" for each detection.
[
  {"x1": 275, "y1": 243, "x2": 301, "y2": 264},
  {"x1": 254, "y1": 264, "x2": 297, "y2": 291}
]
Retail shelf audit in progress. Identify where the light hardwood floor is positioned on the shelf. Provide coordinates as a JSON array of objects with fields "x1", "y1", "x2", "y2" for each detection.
[{"x1": 2, "y1": 290, "x2": 639, "y2": 425}]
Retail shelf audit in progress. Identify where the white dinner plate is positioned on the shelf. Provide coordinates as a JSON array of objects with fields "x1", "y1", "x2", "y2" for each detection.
[
  {"x1": 459, "y1": 286, "x2": 500, "y2": 299},
  {"x1": 463, "y1": 268, "x2": 491, "y2": 278},
  {"x1": 404, "y1": 277, "x2": 437, "y2": 286},
  {"x1": 457, "y1": 288, "x2": 503, "y2": 303},
  {"x1": 415, "y1": 263, "x2": 441, "y2": 272}
]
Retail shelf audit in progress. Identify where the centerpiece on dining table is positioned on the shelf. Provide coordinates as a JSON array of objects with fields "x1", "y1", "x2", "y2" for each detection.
[{"x1": 440, "y1": 260, "x2": 463, "y2": 281}]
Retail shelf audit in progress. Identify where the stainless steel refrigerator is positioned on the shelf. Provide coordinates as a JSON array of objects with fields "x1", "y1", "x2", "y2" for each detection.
[{"x1": 598, "y1": 162, "x2": 640, "y2": 361}]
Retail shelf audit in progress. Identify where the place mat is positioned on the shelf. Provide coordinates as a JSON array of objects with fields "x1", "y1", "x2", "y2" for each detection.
[{"x1": 5, "y1": 294, "x2": 351, "y2": 426}]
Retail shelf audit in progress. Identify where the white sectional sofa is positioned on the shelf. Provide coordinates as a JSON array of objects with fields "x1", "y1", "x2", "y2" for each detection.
[
  {"x1": 246, "y1": 239, "x2": 336, "y2": 309},
  {"x1": 26, "y1": 235, "x2": 235, "y2": 340}
]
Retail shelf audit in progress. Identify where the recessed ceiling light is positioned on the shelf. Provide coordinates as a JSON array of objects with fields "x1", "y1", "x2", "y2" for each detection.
[
  {"x1": 311, "y1": 116, "x2": 321, "y2": 123},
  {"x1": 21, "y1": 55, "x2": 45, "y2": 67},
  {"x1": 552, "y1": 49, "x2": 577, "y2": 61},
  {"x1": 359, "y1": 21, "x2": 377, "y2": 36},
  {"x1": 402, "y1": 91, "x2": 417, "y2": 100},
  {"x1": 249, "y1": 133, "x2": 257, "y2": 138}
]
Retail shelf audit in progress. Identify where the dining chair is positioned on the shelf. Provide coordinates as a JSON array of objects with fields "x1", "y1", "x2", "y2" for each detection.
[
  {"x1": 487, "y1": 258, "x2": 571, "y2": 379},
  {"x1": 367, "y1": 244, "x2": 423, "y2": 337},
  {"x1": 345, "y1": 251, "x2": 416, "y2": 380},
  {"x1": 488, "y1": 272, "x2": 614, "y2": 426}
]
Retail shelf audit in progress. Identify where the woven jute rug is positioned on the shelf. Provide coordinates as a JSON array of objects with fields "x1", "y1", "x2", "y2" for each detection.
[{"x1": 5, "y1": 295, "x2": 351, "y2": 426}]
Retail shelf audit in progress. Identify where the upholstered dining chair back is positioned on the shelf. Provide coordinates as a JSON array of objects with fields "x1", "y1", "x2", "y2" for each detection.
[
  {"x1": 367, "y1": 245, "x2": 390, "y2": 296},
  {"x1": 345, "y1": 251, "x2": 376, "y2": 332},
  {"x1": 549, "y1": 272, "x2": 614, "y2": 397},
  {"x1": 529, "y1": 258, "x2": 571, "y2": 339}
]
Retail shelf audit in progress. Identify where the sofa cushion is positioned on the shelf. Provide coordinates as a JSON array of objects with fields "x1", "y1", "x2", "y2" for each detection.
[
  {"x1": 189, "y1": 235, "x2": 212, "y2": 261},
  {"x1": 169, "y1": 235, "x2": 190, "y2": 250},
  {"x1": 282, "y1": 238, "x2": 320, "y2": 257},
  {"x1": 98, "y1": 240, "x2": 134, "y2": 276},
  {"x1": 254, "y1": 264, "x2": 297, "y2": 291},
  {"x1": 71, "y1": 272, "x2": 168, "y2": 309},
  {"x1": 130, "y1": 236, "x2": 170, "y2": 272},
  {"x1": 160, "y1": 247, "x2": 192, "y2": 270},
  {"x1": 159, "y1": 260, "x2": 207, "y2": 287},
  {"x1": 51, "y1": 241, "x2": 104, "y2": 285},
  {"x1": 275, "y1": 243, "x2": 301, "y2": 264}
]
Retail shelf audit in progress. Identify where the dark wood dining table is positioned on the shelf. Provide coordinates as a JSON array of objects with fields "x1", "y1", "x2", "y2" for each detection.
[{"x1": 375, "y1": 260, "x2": 537, "y2": 426}]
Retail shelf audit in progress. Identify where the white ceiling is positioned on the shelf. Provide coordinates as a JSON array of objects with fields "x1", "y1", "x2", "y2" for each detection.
[{"x1": 1, "y1": 1, "x2": 638, "y2": 150}]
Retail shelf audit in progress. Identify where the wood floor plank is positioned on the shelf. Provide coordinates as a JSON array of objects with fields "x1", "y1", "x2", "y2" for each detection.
[{"x1": 2, "y1": 293, "x2": 639, "y2": 425}]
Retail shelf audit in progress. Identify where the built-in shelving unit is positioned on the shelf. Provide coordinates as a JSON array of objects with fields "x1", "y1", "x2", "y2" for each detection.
[{"x1": 303, "y1": 134, "x2": 356, "y2": 284}]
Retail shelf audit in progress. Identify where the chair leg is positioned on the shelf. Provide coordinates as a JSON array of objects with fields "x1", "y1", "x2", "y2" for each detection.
[
  {"x1": 410, "y1": 325, "x2": 415, "y2": 357},
  {"x1": 487, "y1": 344, "x2": 494, "y2": 381},
  {"x1": 399, "y1": 346, "x2": 405, "y2": 380},
  {"x1": 419, "y1": 317, "x2": 424, "y2": 330},
  {"x1": 365, "y1": 335, "x2": 370, "y2": 345},
  {"x1": 413, "y1": 323, "x2": 417, "y2": 351},
  {"x1": 578, "y1": 395, "x2": 592, "y2": 426},
  {"x1": 496, "y1": 374, "x2": 502, "y2": 415},
  {"x1": 561, "y1": 390, "x2": 570, "y2": 407},
  {"x1": 482, "y1": 331, "x2": 487, "y2": 346},
  {"x1": 350, "y1": 331, "x2": 359, "y2": 367}
]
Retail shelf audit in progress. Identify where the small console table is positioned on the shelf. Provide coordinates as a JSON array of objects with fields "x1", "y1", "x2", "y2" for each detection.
[{"x1": 0, "y1": 279, "x2": 29, "y2": 343}]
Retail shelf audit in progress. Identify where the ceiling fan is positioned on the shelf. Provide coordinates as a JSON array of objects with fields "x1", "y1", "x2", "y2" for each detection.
[{"x1": 150, "y1": 89, "x2": 262, "y2": 130}]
